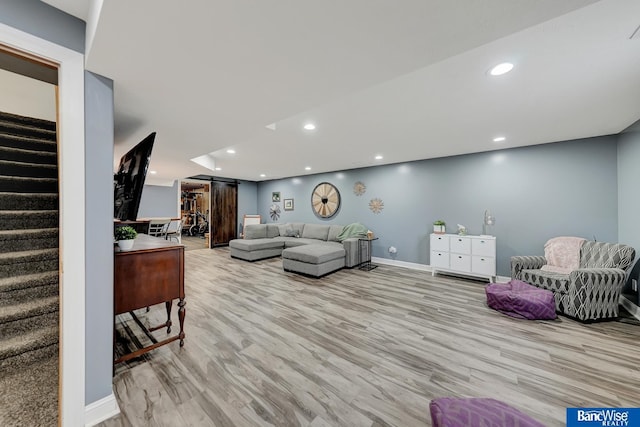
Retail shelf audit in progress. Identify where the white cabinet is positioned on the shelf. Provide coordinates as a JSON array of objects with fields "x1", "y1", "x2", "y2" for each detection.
[{"x1": 429, "y1": 234, "x2": 496, "y2": 281}]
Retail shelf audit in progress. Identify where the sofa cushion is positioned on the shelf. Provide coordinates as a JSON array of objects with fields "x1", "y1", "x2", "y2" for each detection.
[
  {"x1": 327, "y1": 225, "x2": 344, "y2": 242},
  {"x1": 229, "y1": 238, "x2": 284, "y2": 251},
  {"x1": 520, "y1": 269, "x2": 569, "y2": 294},
  {"x1": 266, "y1": 224, "x2": 280, "y2": 238},
  {"x1": 302, "y1": 224, "x2": 330, "y2": 241},
  {"x1": 282, "y1": 244, "x2": 345, "y2": 264},
  {"x1": 244, "y1": 224, "x2": 267, "y2": 239}
]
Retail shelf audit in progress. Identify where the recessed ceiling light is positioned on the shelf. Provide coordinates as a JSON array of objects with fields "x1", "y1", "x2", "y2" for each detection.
[
  {"x1": 215, "y1": 167, "x2": 221, "y2": 171},
  {"x1": 226, "y1": 149, "x2": 235, "y2": 154},
  {"x1": 375, "y1": 155, "x2": 383, "y2": 160},
  {"x1": 303, "y1": 123, "x2": 316, "y2": 131},
  {"x1": 493, "y1": 136, "x2": 506, "y2": 143},
  {"x1": 149, "y1": 170, "x2": 157, "y2": 174},
  {"x1": 260, "y1": 173, "x2": 266, "y2": 177},
  {"x1": 489, "y1": 62, "x2": 514, "y2": 76},
  {"x1": 305, "y1": 166, "x2": 311, "y2": 171}
]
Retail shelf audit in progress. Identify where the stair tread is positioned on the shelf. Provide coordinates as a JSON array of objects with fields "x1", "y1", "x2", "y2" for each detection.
[
  {"x1": 0, "y1": 121, "x2": 56, "y2": 139},
  {"x1": 0, "y1": 210, "x2": 57, "y2": 216},
  {"x1": 0, "y1": 111, "x2": 56, "y2": 131},
  {"x1": 0, "y1": 159, "x2": 57, "y2": 169},
  {"x1": 0, "y1": 228, "x2": 58, "y2": 236},
  {"x1": 0, "y1": 295, "x2": 58, "y2": 324},
  {"x1": 0, "y1": 324, "x2": 58, "y2": 360},
  {"x1": 0, "y1": 271, "x2": 58, "y2": 293},
  {"x1": 0, "y1": 247, "x2": 58, "y2": 261},
  {"x1": 0, "y1": 145, "x2": 57, "y2": 157},
  {"x1": 0, "y1": 175, "x2": 57, "y2": 182}
]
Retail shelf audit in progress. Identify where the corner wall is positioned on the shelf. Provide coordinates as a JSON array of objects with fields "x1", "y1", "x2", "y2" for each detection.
[{"x1": 257, "y1": 136, "x2": 619, "y2": 277}]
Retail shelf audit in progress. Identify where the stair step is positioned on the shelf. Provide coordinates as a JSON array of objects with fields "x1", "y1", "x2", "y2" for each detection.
[
  {"x1": 0, "y1": 175, "x2": 58, "y2": 193},
  {"x1": 0, "y1": 159, "x2": 57, "y2": 178},
  {"x1": 0, "y1": 111, "x2": 56, "y2": 132},
  {"x1": 0, "y1": 271, "x2": 58, "y2": 294},
  {"x1": 0, "y1": 210, "x2": 58, "y2": 230},
  {"x1": 0, "y1": 323, "x2": 58, "y2": 363},
  {"x1": 0, "y1": 145, "x2": 57, "y2": 165},
  {"x1": 0, "y1": 228, "x2": 58, "y2": 254},
  {"x1": 0, "y1": 309, "x2": 57, "y2": 341},
  {"x1": 0, "y1": 295, "x2": 58, "y2": 325},
  {"x1": 0, "y1": 193, "x2": 58, "y2": 210},
  {"x1": 0, "y1": 121, "x2": 56, "y2": 141},
  {"x1": 0, "y1": 248, "x2": 58, "y2": 279},
  {"x1": 0, "y1": 133, "x2": 57, "y2": 153}
]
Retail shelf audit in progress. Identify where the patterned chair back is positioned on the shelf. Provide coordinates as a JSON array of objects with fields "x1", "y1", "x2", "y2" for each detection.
[{"x1": 579, "y1": 241, "x2": 636, "y2": 270}]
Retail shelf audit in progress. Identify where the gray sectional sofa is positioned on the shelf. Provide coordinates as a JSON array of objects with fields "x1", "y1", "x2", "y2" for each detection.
[{"x1": 229, "y1": 222, "x2": 363, "y2": 276}]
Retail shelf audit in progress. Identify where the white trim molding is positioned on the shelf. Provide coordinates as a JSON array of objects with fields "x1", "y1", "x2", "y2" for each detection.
[
  {"x1": 0, "y1": 22, "x2": 87, "y2": 427},
  {"x1": 85, "y1": 392, "x2": 120, "y2": 427},
  {"x1": 620, "y1": 296, "x2": 640, "y2": 321},
  {"x1": 371, "y1": 257, "x2": 510, "y2": 283}
]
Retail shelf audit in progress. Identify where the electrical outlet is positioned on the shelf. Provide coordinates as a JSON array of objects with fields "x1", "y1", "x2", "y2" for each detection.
[{"x1": 388, "y1": 246, "x2": 397, "y2": 254}]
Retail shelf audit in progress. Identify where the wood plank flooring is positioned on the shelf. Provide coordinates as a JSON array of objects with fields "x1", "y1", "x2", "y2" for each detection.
[{"x1": 100, "y1": 247, "x2": 640, "y2": 427}]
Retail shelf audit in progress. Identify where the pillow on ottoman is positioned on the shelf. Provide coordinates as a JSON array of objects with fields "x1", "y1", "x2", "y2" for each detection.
[{"x1": 430, "y1": 397, "x2": 545, "y2": 427}]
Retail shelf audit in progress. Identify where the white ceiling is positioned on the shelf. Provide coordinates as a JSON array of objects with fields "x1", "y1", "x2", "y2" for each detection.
[{"x1": 43, "y1": 0, "x2": 640, "y2": 185}]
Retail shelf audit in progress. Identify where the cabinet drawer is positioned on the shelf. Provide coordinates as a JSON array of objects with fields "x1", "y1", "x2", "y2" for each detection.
[
  {"x1": 472, "y1": 256, "x2": 495, "y2": 276},
  {"x1": 450, "y1": 236, "x2": 471, "y2": 254},
  {"x1": 472, "y1": 238, "x2": 496, "y2": 257},
  {"x1": 449, "y1": 253, "x2": 471, "y2": 272},
  {"x1": 430, "y1": 251, "x2": 449, "y2": 268},
  {"x1": 430, "y1": 234, "x2": 449, "y2": 251}
]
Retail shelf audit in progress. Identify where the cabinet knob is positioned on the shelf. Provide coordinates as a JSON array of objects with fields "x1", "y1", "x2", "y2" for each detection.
[
  {"x1": 481, "y1": 258, "x2": 485, "y2": 261},
  {"x1": 458, "y1": 256, "x2": 462, "y2": 259},
  {"x1": 480, "y1": 240, "x2": 485, "y2": 243},
  {"x1": 458, "y1": 239, "x2": 462, "y2": 242}
]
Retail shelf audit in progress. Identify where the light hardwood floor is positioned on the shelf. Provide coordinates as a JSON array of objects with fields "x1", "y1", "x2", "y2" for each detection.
[{"x1": 100, "y1": 247, "x2": 640, "y2": 427}]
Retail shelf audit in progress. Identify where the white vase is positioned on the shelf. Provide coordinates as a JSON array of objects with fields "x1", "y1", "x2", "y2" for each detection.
[{"x1": 118, "y1": 239, "x2": 135, "y2": 250}]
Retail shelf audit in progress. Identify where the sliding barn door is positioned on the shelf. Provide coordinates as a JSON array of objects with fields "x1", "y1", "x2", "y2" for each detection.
[{"x1": 210, "y1": 181, "x2": 238, "y2": 247}]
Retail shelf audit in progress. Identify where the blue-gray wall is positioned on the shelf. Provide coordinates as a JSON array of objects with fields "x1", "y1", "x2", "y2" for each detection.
[
  {"x1": 0, "y1": 0, "x2": 85, "y2": 53},
  {"x1": 138, "y1": 182, "x2": 179, "y2": 218},
  {"x1": 237, "y1": 180, "x2": 258, "y2": 235},
  {"x1": 84, "y1": 71, "x2": 114, "y2": 404},
  {"x1": 257, "y1": 136, "x2": 619, "y2": 277}
]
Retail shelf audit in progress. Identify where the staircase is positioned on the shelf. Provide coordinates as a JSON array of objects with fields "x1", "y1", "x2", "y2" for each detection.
[{"x1": 0, "y1": 111, "x2": 59, "y2": 426}]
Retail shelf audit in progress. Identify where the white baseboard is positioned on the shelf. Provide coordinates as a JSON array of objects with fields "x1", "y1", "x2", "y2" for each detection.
[
  {"x1": 620, "y1": 296, "x2": 640, "y2": 321},
  {"x1": 85, "y1": 392, "x2": 120, "y2": 427},
  {"x1": 370, "y1": 257, "x2": 510, "y2": 283}
]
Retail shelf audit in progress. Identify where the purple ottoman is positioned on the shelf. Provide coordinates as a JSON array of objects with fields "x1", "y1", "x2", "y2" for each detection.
[
  {"x1": 486, "y1": 280, "x2": 556, "y2": 320},
  {"x1": 430, "y1": 397, "x2": 545, "y2": 427}
]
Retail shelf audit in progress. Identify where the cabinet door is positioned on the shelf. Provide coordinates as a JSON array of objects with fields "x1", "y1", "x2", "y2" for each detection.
[
  {"x1": 472, "y1": 256, "x2": 496, "y2": 276},
  {"x1": 472, "y1": 238, "x2": 496, "y2": 257},
  {"x1": 450, "y1": 253, "x2": 471, "y2": 272},
  {"x1": 450, "y1": 236, "x2": 471, "y2": 254},
  {"x1": 430, "y1": 234, "x2": 449, "y2": 251},
  {"x1": 430, "y1": 251, "x2": 449, "y2": 268}
]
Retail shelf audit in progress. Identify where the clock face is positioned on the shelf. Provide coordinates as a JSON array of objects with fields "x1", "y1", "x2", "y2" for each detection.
[{"x1": 311, "y1": 182, "x2": 341, "y2": 218}]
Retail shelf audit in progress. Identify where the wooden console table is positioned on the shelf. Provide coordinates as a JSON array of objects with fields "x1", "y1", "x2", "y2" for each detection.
[{"x1": 114, "y1": 234, "x2": 185, "y2": 364}]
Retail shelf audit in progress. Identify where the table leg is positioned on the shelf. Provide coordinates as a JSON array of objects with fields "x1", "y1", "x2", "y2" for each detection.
[
  {"x1": 165, "y1": 301, "x2": 173, "y2": 333},
  {"x1": 178, "y1": 298, "x2": 186, "y2": 347}
]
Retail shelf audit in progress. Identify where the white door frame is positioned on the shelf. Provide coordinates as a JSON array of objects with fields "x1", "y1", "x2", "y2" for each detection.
[{"x1": 0, "y1": 23, "x2": 86, "y2": 427}]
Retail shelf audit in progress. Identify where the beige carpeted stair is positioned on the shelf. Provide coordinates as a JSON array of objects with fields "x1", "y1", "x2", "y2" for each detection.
[{"x1": 0, "y1": 111, "x2": 59, "y2": 427}]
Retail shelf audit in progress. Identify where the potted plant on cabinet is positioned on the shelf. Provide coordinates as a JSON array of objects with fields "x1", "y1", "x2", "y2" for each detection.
[
  {"x1": 433, "y1": 220, "x2": 446, "y2": 234},
  {"x1": 115, "y1": 226, "x2": 137, "y2": 250}
]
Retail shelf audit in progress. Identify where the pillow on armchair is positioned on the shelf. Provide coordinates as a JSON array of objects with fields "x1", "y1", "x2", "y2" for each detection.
[{"x1": 540, "y1": 236, "x2": 586, "y2": 274}]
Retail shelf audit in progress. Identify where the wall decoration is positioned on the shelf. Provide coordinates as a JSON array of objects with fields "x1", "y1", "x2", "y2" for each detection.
[
  {"x1": 369, "y1": 198, "x2": 384, "y2": 214},
  {"x1": 311, "y1": 182, "x2": 341, "y2": 218},
  {"x1": 284, "y1": 198, "x2": 294, "y2": 211},
  {"x1": 272, "y1": 192, "x2": 281, "y2": 202},
  {"x1": 353, "y1": 181, "x2": 366, "y2": 196},
  {"x1": 269, "y1": 204, "x2": 281, "y2": 221}
]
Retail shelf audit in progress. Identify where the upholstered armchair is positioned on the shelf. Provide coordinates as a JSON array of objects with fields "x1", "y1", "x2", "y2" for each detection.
[{"x1": 511, "y1": 241, "x2": 635, "y2": 321}]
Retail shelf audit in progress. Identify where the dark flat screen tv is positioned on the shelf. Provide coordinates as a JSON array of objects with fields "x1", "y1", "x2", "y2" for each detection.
[{"x1": 114, "y1": 132, "x2": 155, "y2": 221}]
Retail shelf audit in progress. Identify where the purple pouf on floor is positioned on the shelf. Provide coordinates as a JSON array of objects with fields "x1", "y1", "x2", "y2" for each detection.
[
  {"x1": 429, "y1": 397, "x2": 546, "y2": 427},
  {"x1": 486, "y1": 279, "x2": 556, "y2": 320}
]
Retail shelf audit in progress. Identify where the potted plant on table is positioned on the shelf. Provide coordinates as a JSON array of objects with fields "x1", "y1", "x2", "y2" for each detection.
[
  {"x1": 115, "y1": 226, "x2": 138, "y2": 250},
  {"x1": 433, "y1": 220, "x2": 446, "y2": 234}
]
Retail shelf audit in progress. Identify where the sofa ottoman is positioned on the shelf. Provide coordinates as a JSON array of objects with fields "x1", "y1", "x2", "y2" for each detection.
[
  {"x1": 486, "y1": 279, "x2": 557, "y2": 320},
  {"x1": 429, "y1": 397, "x2": 545, "y2": 427},
  {"x1": 229, "y1": 238, "x2": 284, "y2": 261},
  {"x1": 282, "y1": 245, "x2": 345, "y2": 278}
]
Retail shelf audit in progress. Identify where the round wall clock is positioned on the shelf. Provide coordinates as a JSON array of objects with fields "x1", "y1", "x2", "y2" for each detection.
[{"x1": 311, "y1": 182, "x2": 341, "y2": 218}]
